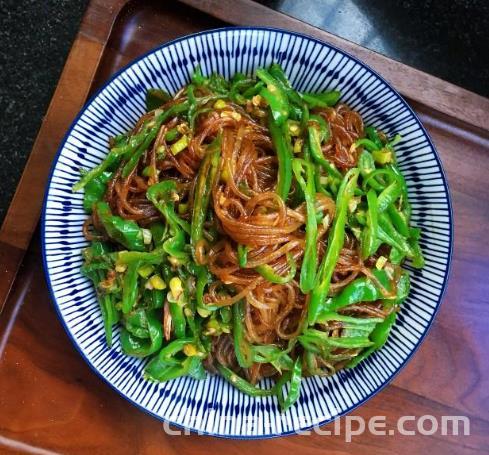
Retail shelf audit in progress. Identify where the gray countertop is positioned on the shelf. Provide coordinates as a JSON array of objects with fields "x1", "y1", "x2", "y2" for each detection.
[{"x1": 0, "y1": 0, "x2": 487, "y2": 224}]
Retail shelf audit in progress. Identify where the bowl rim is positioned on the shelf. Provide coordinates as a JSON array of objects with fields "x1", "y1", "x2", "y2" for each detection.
[{"x1": 41, "y1": 26, "x2": 454, "y2": 439}]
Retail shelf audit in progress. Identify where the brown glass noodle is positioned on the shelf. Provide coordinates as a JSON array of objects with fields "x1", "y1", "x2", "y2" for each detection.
[{"x1": 87, "y1": 88, "x2": 395, "y2": 383}]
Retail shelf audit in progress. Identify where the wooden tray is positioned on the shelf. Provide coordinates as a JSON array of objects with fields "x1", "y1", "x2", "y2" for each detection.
[{"x1": 1, "y1": 0, "x2": 488, "y2": 452}]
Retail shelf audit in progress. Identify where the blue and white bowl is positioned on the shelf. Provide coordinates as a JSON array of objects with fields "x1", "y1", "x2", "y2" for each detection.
[{"x1": 42, "y1": 27, "x2": 453, "y2": 438}]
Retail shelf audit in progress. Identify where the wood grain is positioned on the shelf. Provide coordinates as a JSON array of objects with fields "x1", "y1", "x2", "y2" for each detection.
[
  {"x1": 181, "y1": 0, "x2": 489, "y2": 133},
  {"x1": 0, "y1": 236, "x2": 487, "y2": 454},
  {"x1": 0, "y1": 0, "x2": 488, "y2": 452},
  {"x1": 0, "y1": 0, "x2": 126, "y2": 314}
]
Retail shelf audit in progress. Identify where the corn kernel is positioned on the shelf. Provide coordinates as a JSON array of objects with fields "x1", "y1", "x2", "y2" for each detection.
[
  {"x1": 169, "y1": 277, "x2": 183, "y2": 299},
  {"x1": 170, "y1": 135, "x2": 189, "y2": 155},
  {"x1": 149, "y1": 274, "x2": 166, "y2": 290},
  {"x1": 197, "y1": 307, "x2": 211, "y2": 318},
  {"x1": 293, "y1": 138, "x2": 303, "y2": 154},
  {"x1": 168, "y1": 256, "x2": 181, "y2": 267},
  {"x1": 177, "y1": 123, "x2": 189, "y2": 134},
  {"x1": 138, "y1": 264, "x2": 154, "y2": 278},
  {"x1": 220, "y1": 165, "x2": 230, "y2": 183},
  {"x1": 141, "y1": 228, "x2": 152, "y2": 245},
  {"x1": 213, "y1": 99, "x2": 227, "y2": 109},
  {"x1": 178, "y1": 203, "x2": 188, "y2": 215},
  {"x1": 115, "y1": 263, "x2": 127, "y2": 273},
  {"x1": 348, "y1": 197, "x2": 360, "y2": 213},
  {"x1": 183, "y1": 343, "x2": 198, "y2": 357},
  {"x1": 376, "y1": 256, "x2": 388, "y2": 270},
  {"x1": 372, "y1": 148, "x2": 393, "y2": 164},
  {"x1": 251, "y1": 95, "x2": 262, "y2": 106},
  {"x1": 288, "y1": 120, "x2": 300, "y2": 136},
  {"x1": 322, "y1": 214, "x2": 331, "y2": 229}
]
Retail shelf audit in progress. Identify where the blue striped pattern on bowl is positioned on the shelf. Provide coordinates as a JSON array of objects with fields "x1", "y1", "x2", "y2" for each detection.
[{"x1": 42, "y1": 27, "x2": 453, "y2": 438}]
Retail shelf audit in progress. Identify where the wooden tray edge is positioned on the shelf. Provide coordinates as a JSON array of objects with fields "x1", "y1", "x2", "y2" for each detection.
[
  {"x1": 182, "y1": 0, "x2": 489, "y2": 132},
  {"x1": 0, "y1": 0, "x2": 129, "y2": 314},
  {"x1": 1, "y1": 0, "x2": 487, "y2": 314}
]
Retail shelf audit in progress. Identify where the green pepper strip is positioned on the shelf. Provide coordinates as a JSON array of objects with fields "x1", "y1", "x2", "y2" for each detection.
[
  {"x1": 99, "y1": 293, "x2": 118, "y2": 346},
  {"x1": 122, "y1": 260, "x2": 141, "y2": 313},
  {"x1": 161, "y1": 338, "x2": 193, "y2": 361},
  {"x1": 347, "y1": 312, "x2": 397, "y2": 368},
  {"x1": 275, "y1": 356, "x2": 302, "y2": 412},
  {"x1": 81, "y1": 242, "x2": 118, "y2": 345},
  {"x1": 387, "y1": 205, "x2": 410, "y2": 238},
  {"x1": 309, "y1": 114, "x2": 329, "y2": 141},
  {"x1": 216, "y1": 365, "x2": 275, "y2": 397},
  {"x1": 292, "y1": 158, "x2": 318, "y2": 293},
  {"x1": 194, "y1": 264, "x2": 212, "y2": 312},
  {"x1": 358, "y1": 150, "x2": 383, "y2": 192},
  {"x1": 378, "y1": 213, "x2": 414, "y2": 257},
  {"x1": 187, "y1": 84, "x2": 197, "y2": 129},
  {"x1": 361, "y1": 189, "x2": 380, "y2": 258},
  {"x1": 191, "y1": 65, "x2": 206, "y2": 85},
  {"x1": 269, "y1": 112, "x2": 293, "y2": 201},
  {"x1": 387, "y1": 164, "x2": 412, "y2": 231},
  {"x1": 147, "y1": 180, "x2": 191, "y2": 235},
  {"x1": 308, "y1": 169, "x2": 359, "y2": 325},
  {"x1": 94, "y1": 201, "x2": 145, "y2": 251},
  {"x1": 365, "y1": 126, "x2": 383, "y2": 149},
  {"x1": 237, "y1": 244, "x2": 248, "y2": 267},
  {"x1": 409, "y1": 237, "x2": 425, "y2": 268},
  {"x1": 255, "y1": 253, "x2": 297, "y2": 284},
  {"x1": 73, "y1": 134, "x2": 132, "y2": 192},
  {"x1": 150, "y1": 289, "x2": 164, "y2": 309},
  {"x1": 307, "y1": 122, "x2": 343, "y2": 181},
  {"x1": 317, "y1": 269, "x2": 392, "y2": 318},
  {"x1": 242, "y1": 81, "x2": 265, "y2": 99},
  {"x1": 256, "y1": 68, "x2": 290, "y2": 125},
  {"x1": 120, "y1": 309, "x2": 163, "y2": 357},
  {"x1": 299, "y1": 328, "x2": 374, "y2": 353},
  {"x1": 122, "y1": 102, "x2": 189, "y2": 178},
  {"x1": 164, "y1": 127, "x2": 179, "y2": 142},
  {"x1": 252, "y1": 344, "x2": 294, "y2": 373},
  {"x1": 361, "y1": 168, "x2": 392, "y2": 191},
  {"x1": 123, "y1": 309, "x2": 152, "y2": 339},
  {"x1": 145, "y1": 338, "x2": 205, "y2": 382},
  {"x1": 73, "y1": 152, "x2": 120, "y2": 192},
  {"x1": 268, "y1": 63, "x2": 304, "y2": 106},
  {"x1": 302, "y1": 90, "x2": 341, "y2": 108},
  {"x1": 355, "y1": 138, "x2": 380, "y2": 152},
  {"x1": 115, "y1": 248, "x2": 164, "y2": 265},
  {"x1": 146, "y1": 88, "x2": 171, "y2": 111},
  {"x1": 148, "y1": 355, "x2": 205, "y2": 381},
  {"x1": 233, "y1": 300, "x2": 253, "y2": 368},
  {"x1": 170, "y1": 301, "x2": 186, "y2": 338},
  {"x1": 191, "y1": 137, "x2": 221, "y2": 262},
  {"x1": 83, "y1": 171, "x2": 112, "y2": 213},
  {"x1": 208, "y1": 73, "x2": 230, "y2": 94},
  {"x1": 377, "y1": 176, "x2": 403, "y2": 213},
  {"x1": 230, "y1": 78, "x2": 255, "y2": 104},
  {"x1": 317, "y1": 312, "x2": 384, "y2": 325}
]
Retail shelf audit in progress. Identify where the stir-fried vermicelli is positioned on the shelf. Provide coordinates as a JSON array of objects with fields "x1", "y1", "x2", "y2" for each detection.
[{"x1": 75, "y1": 64, "x2": 424, "y2": 410}]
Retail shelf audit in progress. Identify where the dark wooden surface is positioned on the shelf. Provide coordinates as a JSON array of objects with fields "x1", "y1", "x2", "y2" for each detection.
[{"x1": 0, "y1": 0, "x2": 488, "y2": 452}]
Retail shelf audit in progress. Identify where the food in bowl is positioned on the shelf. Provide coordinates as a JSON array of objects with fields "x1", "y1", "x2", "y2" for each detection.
[{"x1": 73, "y1": 63, "x2": 424, "y2": 412}]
